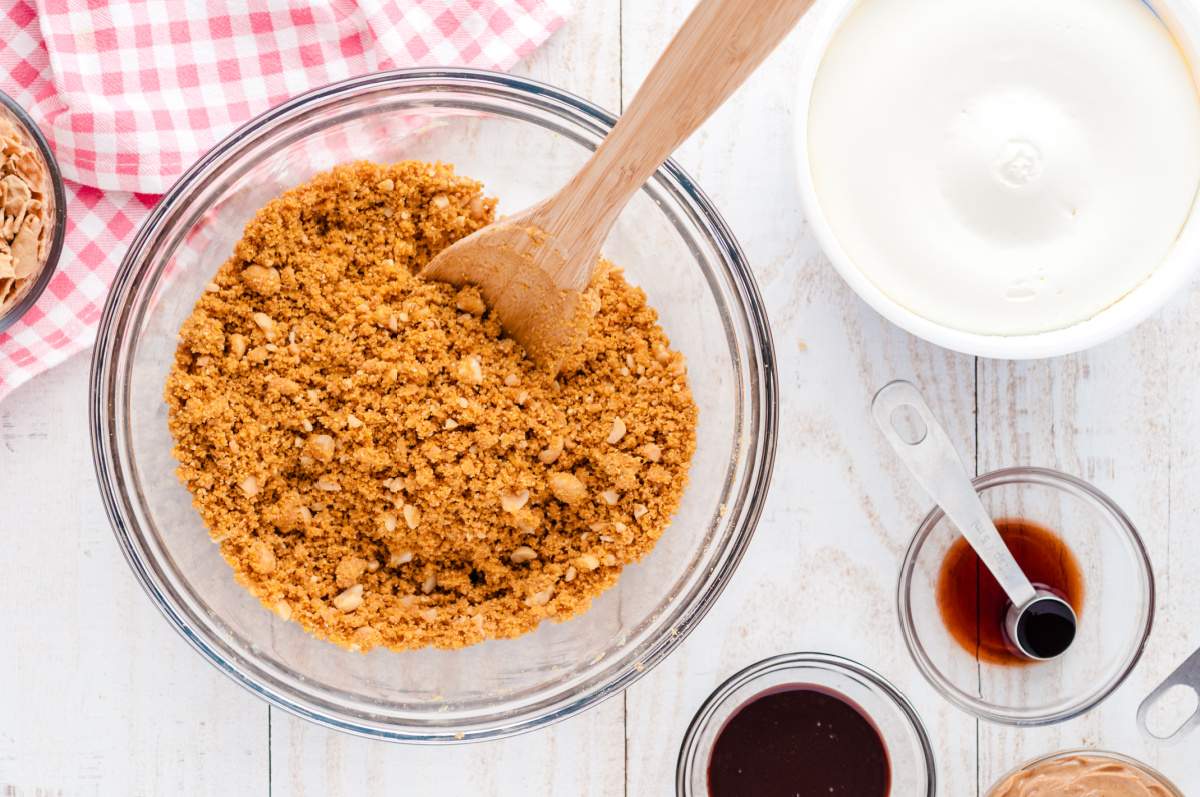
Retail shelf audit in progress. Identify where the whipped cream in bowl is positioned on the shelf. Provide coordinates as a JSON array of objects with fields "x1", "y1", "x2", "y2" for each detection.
[{"x1": 796, "y1": 0, "x2": 1200, "y2": 358}]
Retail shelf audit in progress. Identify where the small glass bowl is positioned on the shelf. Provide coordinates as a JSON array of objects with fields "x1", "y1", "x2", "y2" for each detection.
[
  {"x1": 898, "y1": 467, "x2": 1155, "y2": 725},
  {"x1": 676, "y1": 653, "x2": 936, "y2": 795},
  {"x1": 0, "y1": 89, "x2": 66, "y2": 333},
  {"x1": 985, "y1": 750, "x2": 1184, "y2": 796}
]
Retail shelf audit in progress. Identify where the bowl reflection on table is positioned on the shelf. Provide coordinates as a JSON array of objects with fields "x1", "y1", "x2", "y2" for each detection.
[{"x1": 89, "y1": 69, "x2": 777, "y2": 742}]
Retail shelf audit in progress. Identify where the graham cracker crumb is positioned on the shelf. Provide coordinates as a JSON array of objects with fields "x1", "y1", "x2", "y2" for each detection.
[{"x1": 165, "y1": 161, "x2": 697, "y2": 651}]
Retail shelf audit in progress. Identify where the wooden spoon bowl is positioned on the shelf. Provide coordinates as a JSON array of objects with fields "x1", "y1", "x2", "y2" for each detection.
[{"x1": 422, "y1": 0, "x2": 816, "y2": 372}]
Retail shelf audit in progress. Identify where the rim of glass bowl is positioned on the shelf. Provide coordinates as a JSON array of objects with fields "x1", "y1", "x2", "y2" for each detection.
[
  {"x1": 674, "y1": 652, "x2": 937, "y2": 796},
  {"x1": 88, "y1": 68, "x2": 779, "y2": 743},
  {"x1": 0, "y1": 87, "x2": 67, "y2": 334},
  {"x1": 897, "y1": 466, "x2": 1156, "y2": 726},
  {"x1": 985, "y1": 749, "x2": 1185, "y2": 797}
]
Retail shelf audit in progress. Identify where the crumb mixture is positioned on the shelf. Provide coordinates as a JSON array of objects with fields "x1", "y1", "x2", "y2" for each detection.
[
  {"x1": 166, "y1": 161, "x2": 697, "y2": 651},
  {"x1": 0, "y1": 111, "x2": 51, "y2": 312}
]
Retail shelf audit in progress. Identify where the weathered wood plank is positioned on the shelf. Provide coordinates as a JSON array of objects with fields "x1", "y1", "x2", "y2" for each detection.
[
  {"x1": 0, "y1": 355, "x2": 270, "y2": 796},
  {"x1": 619, "y1": 2, "x2": 978, "y2": 793}
]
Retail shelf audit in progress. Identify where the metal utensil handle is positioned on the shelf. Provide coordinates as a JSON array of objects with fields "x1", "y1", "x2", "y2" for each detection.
[
  {"x1": 872, "y1": 381, "x2": 1037, "y2": 609},
  {"x1": 1138, "y1": 647, "x2": 1200, "y2": 743}
]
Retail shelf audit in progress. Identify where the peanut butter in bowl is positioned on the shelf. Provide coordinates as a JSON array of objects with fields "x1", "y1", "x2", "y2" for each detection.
[{"x1": 988, "y1": 752, "x2": 1182, "y2": 797}]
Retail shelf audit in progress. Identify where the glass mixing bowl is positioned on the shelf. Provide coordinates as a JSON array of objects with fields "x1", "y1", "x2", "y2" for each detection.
[
  {"x1": 676, "y1": 653, "x2": 937, "y2": 796},
  {"x1": 898, "y1": 467, "x2": 1155, "y2": 725},
  {"x1": 88, "y1": 69, "x2": 777, "y2": 742}
]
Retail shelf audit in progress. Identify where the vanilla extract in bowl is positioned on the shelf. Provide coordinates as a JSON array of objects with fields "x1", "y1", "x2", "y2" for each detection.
[{"x1": 936, "y1": 517, "x2": 1084, "y2": 666}]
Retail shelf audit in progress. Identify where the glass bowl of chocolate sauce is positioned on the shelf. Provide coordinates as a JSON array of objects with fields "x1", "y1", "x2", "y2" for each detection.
[
  {"x1": 676, "y1": 652, "x2": 936, "y2": 796},
  {"x1": 898, "y1": 467, "x2": 1155, "y2": 725}
]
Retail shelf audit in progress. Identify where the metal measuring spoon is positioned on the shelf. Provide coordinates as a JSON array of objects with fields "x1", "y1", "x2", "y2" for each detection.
[
  {"x1": 1138, "y1": 648, "x2": 1200, "y2": 743},
  {"x1": 872, "y1": 380, "x2": 1077, "y2": 661}
]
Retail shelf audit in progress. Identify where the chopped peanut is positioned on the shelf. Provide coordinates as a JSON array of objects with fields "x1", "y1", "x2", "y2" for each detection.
[
  {"x1": 548, "y1": 472, "x2": 587, "y2": 504},
  {"x1": 241, "y1": 265, "x2": 281, "y2": 296},
  {"x1": 500, "y1": 488, "x2": 530, "y2": 513},
  {"x1": 510, "y1": 546, "x2": 538, "y2": 564}
]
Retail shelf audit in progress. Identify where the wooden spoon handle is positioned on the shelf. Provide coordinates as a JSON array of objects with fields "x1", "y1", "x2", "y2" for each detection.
[{"x1": 557, "y1": 0, "x2": 815, "y2": 225}]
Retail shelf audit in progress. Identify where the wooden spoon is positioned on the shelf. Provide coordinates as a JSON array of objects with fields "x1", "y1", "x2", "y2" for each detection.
[{"x1": 421, "y1": 0, "x2": 815, "y2": 371}]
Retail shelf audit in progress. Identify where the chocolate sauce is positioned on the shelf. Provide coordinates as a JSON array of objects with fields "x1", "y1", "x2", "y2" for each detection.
[
  {"x1": 936, "y1": 517, "x2": 1084, "y2": 665},
  {"x1": 707, "y1": 686, "x2": 890, "y2": 797}
]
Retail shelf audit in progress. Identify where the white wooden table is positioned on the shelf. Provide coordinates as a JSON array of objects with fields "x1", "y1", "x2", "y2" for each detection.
[{"x1": 4, "y1": 2, "x2": 1200, "y2": 793}]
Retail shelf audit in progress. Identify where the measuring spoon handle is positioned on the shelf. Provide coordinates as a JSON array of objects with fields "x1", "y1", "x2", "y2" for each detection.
[
  {"x1": 1139, "y1": 647, "x2": 1200, "y2": 743},
  {"x1": 872, "y1": 381, "x2": 1038, "y2": 609}
]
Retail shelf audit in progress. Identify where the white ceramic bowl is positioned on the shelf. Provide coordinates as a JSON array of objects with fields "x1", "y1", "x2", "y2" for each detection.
[{"x1": 795, "y1": 0, "x2": 1200, "y2": 359}]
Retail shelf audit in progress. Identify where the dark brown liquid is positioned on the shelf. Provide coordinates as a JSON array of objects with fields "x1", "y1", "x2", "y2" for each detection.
[
  {"x1": 936, "y1": 518, "x2": 1084, "y2": 666},
  {"x1": 707, "y1": 686, "x2": 890, "y2": 797}
]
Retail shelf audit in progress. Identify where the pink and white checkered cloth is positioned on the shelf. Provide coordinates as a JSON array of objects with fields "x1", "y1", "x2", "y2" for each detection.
[{"x1": 0, "y1": 0, "x2": 568, "y2": 402}]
